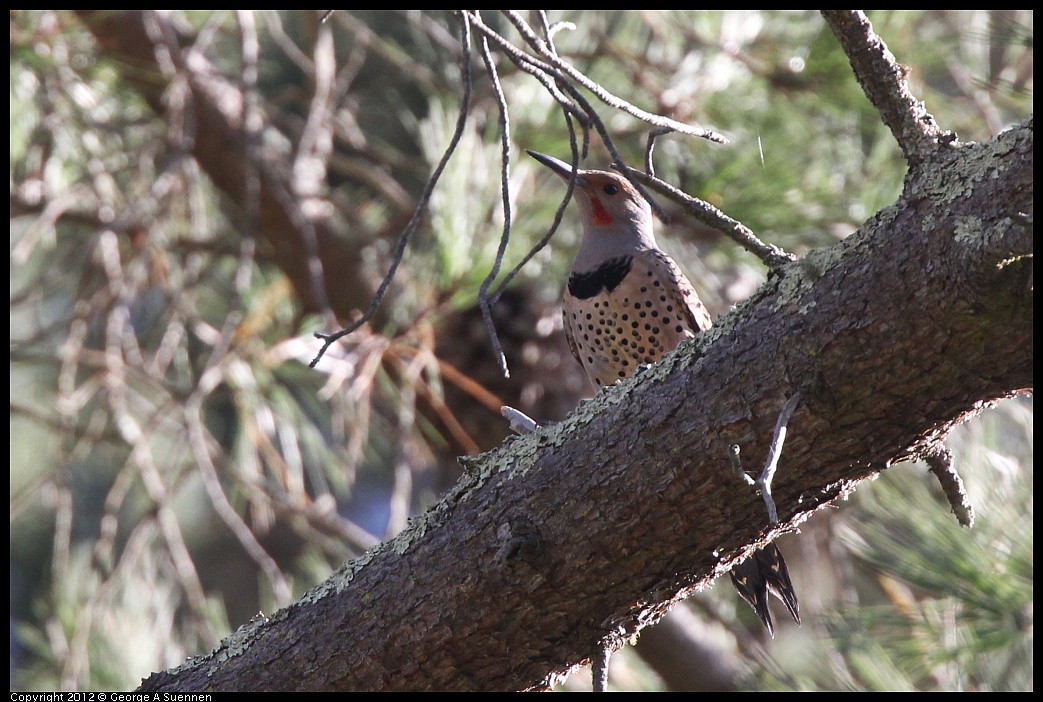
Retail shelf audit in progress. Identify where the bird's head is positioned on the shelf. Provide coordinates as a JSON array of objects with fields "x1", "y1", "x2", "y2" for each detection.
[{"x1": 528, "y1": 150, "x2": 658, "y2": 268}]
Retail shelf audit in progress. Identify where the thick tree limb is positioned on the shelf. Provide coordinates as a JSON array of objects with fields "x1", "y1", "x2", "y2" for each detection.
[{"x1": 139, "y1": 117, "x2": 1032, "y2": 692}]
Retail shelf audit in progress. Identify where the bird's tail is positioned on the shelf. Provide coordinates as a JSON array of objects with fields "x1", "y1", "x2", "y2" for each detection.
[{"x1": 729, "y1": 542, "x2": 800, "y2": 638}]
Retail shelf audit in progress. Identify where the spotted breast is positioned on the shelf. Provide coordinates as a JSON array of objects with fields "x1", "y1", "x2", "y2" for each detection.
[{"x1": 564, "y1": 248, "x2": 712, "y2": 387}]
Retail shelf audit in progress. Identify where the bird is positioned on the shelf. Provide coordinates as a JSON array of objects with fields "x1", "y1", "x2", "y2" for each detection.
[{"x1": 527, "y1": 149, "x2": 800, "y2": 637}]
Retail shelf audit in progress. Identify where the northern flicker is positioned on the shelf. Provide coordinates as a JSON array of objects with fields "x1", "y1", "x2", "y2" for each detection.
[{"x1": 528, "y1": 150, "x2": 800, "y2": 636}]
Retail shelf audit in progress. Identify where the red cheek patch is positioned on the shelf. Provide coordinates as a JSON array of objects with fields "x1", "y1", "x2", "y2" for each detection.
[{"x1": 590, "y1": 196, "x2": 614, "y2": 226}]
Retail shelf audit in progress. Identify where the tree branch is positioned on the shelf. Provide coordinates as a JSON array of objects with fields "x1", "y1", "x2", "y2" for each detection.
[
  {"x1": 821, "y1": 11, "x2": 952, "y2": 164},
  {"x1": 622, "y1": 167, "x2": 797, "y2": 273},
  {"x1": 500, "y1": 10, "x2": 728, "y2": 144}
]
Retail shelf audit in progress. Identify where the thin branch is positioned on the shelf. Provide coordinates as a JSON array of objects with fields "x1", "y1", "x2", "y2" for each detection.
[
  {"x1": 186, "y1": 363, "x2": 293, "y2": 606},
  {"x1": 260, "y1": 164, "x2": 333, "y2": 314},
  {"x1": 728, "y1": 443, "x2": 755, "y2": 486},
  {"x1": 387, "y1": 349, "x2": 425, "y2": 538},
  {"x1": 501, "y1": 405, "x2": 540, "y2": 436},
  {"x1": 463, "y1": 11, "x2": 673, "y2": 224},
  {"x1": 310, "y1": 12, "x2": 473, "y2": 367},
  {"x1": 535, "y1": 11, "x2": 569, "y2": 52},
  {"x1": 465, "y1": 11, "x2": 673, "y2": 223},
  {"x1": 621, "y1": 166, "x2": 797, "y2": 273},
  {"x1": 923, "y1": 443, "x2": 975, "y2": 528},
  {"x1": 557, "y1": 82, "x2": 672, "y2": 224},
  {"x1": 757, "y1": 391, "x2": 804, "y2": 525},
  {"x1": 644, "y1": 127, "x2": 674, "y2": 177},
  {"x1": 490, "y1": 114, "x2": 583, "y2": 307},
  {"x1": 462, "y1": 12, "x2": 586, "y2": 126},
  {"x1": 501, "y1": 10, "x2": 728, "y2": 145},
  {"x1": 263, "y1": 10, "x2": 315, "y2": 75},
  {"x1": 591, "y1": 642, "x2": 610, "y2": 692},
  {"x1": 482, "y1": 17, "x2": 591, "y2": 309},
  {"x1": 821, "y1": 10, "x2": 952, "y2": 164},
  {"x1": 476, "y1": 26, "x2": 514, "y2": 378},
  {"x1": 293, "y1": 19, "x2": 338, "y2": 202}
]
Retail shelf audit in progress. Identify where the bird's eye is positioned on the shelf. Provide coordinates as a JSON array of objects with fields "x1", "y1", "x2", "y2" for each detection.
[{"x1": 603, "y1": 183, "x2": 619, "y2": 196}]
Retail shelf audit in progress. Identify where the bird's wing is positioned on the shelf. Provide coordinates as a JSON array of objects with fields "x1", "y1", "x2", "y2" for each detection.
[
  {"x1": 562, "y1": 305, "x2": 582, "y2": 368},
  {"x1": 642, "y1": 248, "x2": 713, "y2": 333}
]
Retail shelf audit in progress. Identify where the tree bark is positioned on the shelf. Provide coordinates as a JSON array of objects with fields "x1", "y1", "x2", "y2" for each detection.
[{"x1": 138, "y1": 117, "x2": 1033, "y2": 691}]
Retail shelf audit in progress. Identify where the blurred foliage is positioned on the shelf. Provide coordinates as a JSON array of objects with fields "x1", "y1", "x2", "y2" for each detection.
[
  {"x1": 749, "y1": 398, "x2": 1033, "y2": 692},
  {"x1": 9, "y1": 10, "x2": 1032, "y2": 691}
]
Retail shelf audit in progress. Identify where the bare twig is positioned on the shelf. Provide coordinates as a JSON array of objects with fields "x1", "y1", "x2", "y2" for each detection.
[
  {"x1": 591, "y1": 640, "x2": 611, "y2": 692},
  {"x1": 621, "y1": 166, "x2": 797, "y2": 274},
  {"x1": 558, "y1": 83, "x2": 672, "y2": 224},
  {"x1": 263, "y1": 10, "x2": 314, "y2": 74},
  {"x1": 310, "y1": 12, "x2": 474, "y2": 367},
  {"x1": 184, "y1": 305, "x2": 294, "y2": 605},
  {"x1": 923, "y1": 443, "x2": 975, "y2": 528},
  {"x1": 490, "y1": 114, "x2": 584, "y2": 306},
  {"x1": 293, "y1": 19, "x2": 338, "y2": 203},
  {"x1": 463, "y1": 11, "x2": 674, "y2": 223},
  {"x1": 644, "y1": 127, "x2": 674, "y2": 177},
  {"x1": 757, "y1": 391, "x2": 804, "y2": 525},
  {"x1": 477, "y1": 10, "x2": 591, "y2": 311},
  {"x1": 259, "y1": 165, "x2": 333, "y2": 314},
  {"x1": 821, "y1": 10, "x2": 952, "y2": 164},
  {"x1": 501, "y1": 405, "x2": 540, "y2": 436},
  {"x1": 536, "y1": 10, "x2": 576, "y2": 51},
  {"x1": 728, "y1": 443, "x2": 755, "y2": 486},
  {"x1": 387, "y1": 348, "x2": 427, "y2": 537},
  {"x1": 476, "y1": 26, "x2": 514, "y2": 378},
  {"x1": 501, "y1": 10, "x2": 727, "y2": 145},
  {"x1": 462, "y1": 11, "x2": 584, "y2": 121}
]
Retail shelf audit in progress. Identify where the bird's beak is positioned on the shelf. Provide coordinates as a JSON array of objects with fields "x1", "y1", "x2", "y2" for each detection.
[{"x1": 526, "y1": 150, "x2": 587, "y2": 187}]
